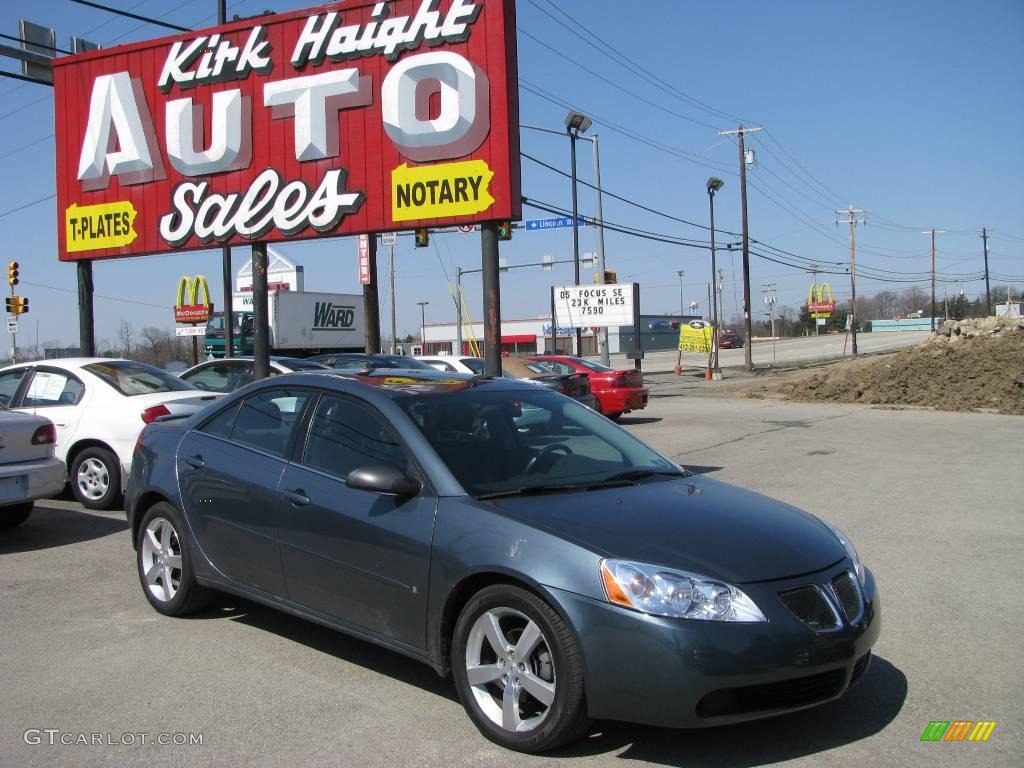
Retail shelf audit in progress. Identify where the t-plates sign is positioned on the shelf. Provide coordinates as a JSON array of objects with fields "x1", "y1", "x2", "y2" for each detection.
[
  {"x1": 553, "y1": 284, "x2": 634, "y2": 328},
  {"x1": 53, "y1": 0, "x2": 521, "y2": 261}
]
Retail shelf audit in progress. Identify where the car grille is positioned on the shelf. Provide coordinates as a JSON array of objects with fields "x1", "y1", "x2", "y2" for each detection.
[
  {"x1": 697, "y1": 669, "x2": 846, "y2": 718},
  {"x1": 831, "y1": 571, "x2": 863, "y2": 624},
  {"x1": 778, "y1": 585, "x2": 840, "y2": 631}
]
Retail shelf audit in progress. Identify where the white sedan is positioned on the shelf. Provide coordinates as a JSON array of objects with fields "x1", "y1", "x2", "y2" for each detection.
[
  {"x1": 0, "y1": 359, "x2": 221, "y2": 510},
  {"x1": 0, "y1": 405, "x2": 65, "y2": 527},
  {"x1": 414, "y1": 355, "x2": 485, "y2": 374}
]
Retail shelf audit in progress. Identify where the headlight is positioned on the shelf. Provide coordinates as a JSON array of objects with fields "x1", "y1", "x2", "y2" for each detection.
[
  {"x1": 600, "y1": 559, "x2": 766, "y2": 622},
  {"x1": 827, "y1": 525, "x2": 866, "y2": 586}
]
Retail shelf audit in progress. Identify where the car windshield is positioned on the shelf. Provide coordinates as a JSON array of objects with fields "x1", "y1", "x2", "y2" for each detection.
[
  {"x1": 569, "y1": 358, "x2": 616, "y2": 373},
  {"x1": 84, "y1": 361, "x2": 196, "y2": 396},
  {"x1": 397, "y1": 388, "x2": 682, "y2": 498}
]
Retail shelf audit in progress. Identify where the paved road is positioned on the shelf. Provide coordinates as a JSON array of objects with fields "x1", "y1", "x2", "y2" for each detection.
[
  {"x1": 608, "y1": 330, "x2": 930, "y2": 373},
  {"x1": 1, "y1": 397, "x2": 1020, "y2": 768}
]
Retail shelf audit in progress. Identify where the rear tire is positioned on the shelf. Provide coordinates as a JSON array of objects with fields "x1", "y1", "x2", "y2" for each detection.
[
  {"x1": 452, "y1": 585, "x2": 590, "y2": 753},
  {"x1": 70, "y1": 447, "x2": 122, "y2": 510},
  {"x1": 136, "y1": 502, "x2": 212, "y2": 616},
  {"x1": 606, "y1": 412, "x2": 622, "y2": 421},
  {"x1": 0, "y1": 502, "x2": 33, "y2": 528}
]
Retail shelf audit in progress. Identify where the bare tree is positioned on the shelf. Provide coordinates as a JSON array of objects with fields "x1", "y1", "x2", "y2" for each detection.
[
  {"x1": 139, "y1": 326, "x2": 170, "y2": 365},
  {"x1": 118, "y1": 319, "x2": 135, "y2": 358},
  {"x1": 897, "y1": 287, "x2": 930, "y2": 316}
]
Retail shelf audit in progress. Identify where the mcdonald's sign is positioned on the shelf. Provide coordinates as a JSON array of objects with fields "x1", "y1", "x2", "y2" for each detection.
[
  {"x1": 174, "y1": 275, "x2": 214, "y2": 324},
  {"x1": 808, "y1": 282, "x2": 836, "y2": 318}
]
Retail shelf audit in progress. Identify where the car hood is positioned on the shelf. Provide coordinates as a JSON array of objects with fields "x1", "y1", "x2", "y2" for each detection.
[{"x1": 487, "y1": 475, "x2": 845, "y2": 583}]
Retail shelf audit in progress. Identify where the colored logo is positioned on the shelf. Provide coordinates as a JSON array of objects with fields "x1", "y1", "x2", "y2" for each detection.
[
  {"x1": 174, "y1": 275, "x2": 214, "y2": 324},
  {"x1": 920, "y1": 721, "x2": 997, "y2": 742},
  {"x1": 65, "y1": 201, "x2": 138, "y2": 253},
  {"x1": 391, "y1": 160, "x2": 495, "y2": 222},
  {"x1": 808, "y1": 282, "x2": 835, "y2": 318}
]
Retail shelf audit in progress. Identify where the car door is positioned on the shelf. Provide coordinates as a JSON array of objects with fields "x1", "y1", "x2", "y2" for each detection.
[
  {"x1": 277, "y1": 393, "x2": 436, "y2": 650},
  {"x1": 20, "y1": 367, "x2": 87, "y2": 462},
  {"x1": 177, "y1": 388, "x2": 313, "y2": 596}
]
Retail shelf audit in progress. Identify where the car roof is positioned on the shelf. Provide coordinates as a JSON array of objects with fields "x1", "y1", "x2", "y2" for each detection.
[{"x1": 261, "y1": 368, "x2": 541, "y2": 399}]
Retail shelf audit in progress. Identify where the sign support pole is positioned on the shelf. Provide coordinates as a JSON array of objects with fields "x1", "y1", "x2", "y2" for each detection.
[
  {"x1": 632, "y1": 282, "x2": 643, "y2": 373},
  {"x1": 363, "y1": 235, "x2": 381, "y2": 354},
  {"x1": 481, "y1": 222, "x2": 502, "y2": 377},
  {"x1": 77, "y1": 261, "x2": 94, "y2": 356},
  {"x1": 549, "y1": 287, "x2": 557, "y2": 354},
  {"x1": 252, "y1": 243, "x2": 269, "y2": 380}
]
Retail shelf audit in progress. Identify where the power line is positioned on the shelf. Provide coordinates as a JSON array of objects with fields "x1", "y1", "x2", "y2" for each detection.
[
  {"x1": 0, "y1": 134, "x2": 53, "y2": 160},
  {"x1": 68, "y1": 0, "x2": 191, "y2": 32},
  {"x1": 0, "y1": 193, "x2": 55, "y2": 219},
  {"x1": 0, "y1": 94, "x2": 50, "y2": 122}
]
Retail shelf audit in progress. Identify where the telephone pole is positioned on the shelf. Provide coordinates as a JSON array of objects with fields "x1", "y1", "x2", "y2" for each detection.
[
  {"x1": 836, "y1": 206, "x2": 866, "y2": 355},
  {"x1": 922, "y1": 229, "x2": 946, "y2": 331},
  {"x1": 981, "y1": 227, "x2": 991, "y2": 316},
  {"x1": 719, "y1": 125, "x2": 761, "y2": 371},
  {"x1": 808, "y1": 265, "x2": 820, "y2": 336}
]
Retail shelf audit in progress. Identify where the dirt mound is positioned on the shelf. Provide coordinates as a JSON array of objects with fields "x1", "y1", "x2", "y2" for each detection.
[{"x1": 762, "y1": 329, "x2": 1024, "y2": 415}]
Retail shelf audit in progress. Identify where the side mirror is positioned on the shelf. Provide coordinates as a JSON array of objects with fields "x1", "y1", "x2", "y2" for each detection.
[{"x1": 346, "y1": 464, "x2": 422, "y2": 498}]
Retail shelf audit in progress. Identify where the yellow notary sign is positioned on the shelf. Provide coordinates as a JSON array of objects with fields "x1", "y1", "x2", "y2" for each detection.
[
  {"x1": 678, "y1": 321, "x2": 713, "y2": 353},
  {"x1": 65, "y1": 201, "x2": 138, "y2": 253},
  {"x1": 391, "y1": 160, "x2": 495, "y2": 222}
]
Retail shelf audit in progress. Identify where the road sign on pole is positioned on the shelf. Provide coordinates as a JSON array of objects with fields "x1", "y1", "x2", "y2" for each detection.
[
  {"x1": 381, "y1": 232, "x2": 398, "y2": 246},
  {"x1": 174, "y1": 326, "x2": 206, "y2": 337},
  {"x1": 525, "y1": 217, "x2": 586, "y2": 231},
  {"x1": 7, "y1": 316, "x2": 19, "y2": 333}
]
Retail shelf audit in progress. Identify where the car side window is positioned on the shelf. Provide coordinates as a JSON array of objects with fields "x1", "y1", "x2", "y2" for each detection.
[
  {"x1": 0, "y1": 368, "x2": 27, "y2": 407},
  {"x1": 23, "y1": 369, "x2": 84, "y2": 407},
  {"x1": 185, "y1": 362, "x2": 245, "y2": 392},
  {"x1": 302, "y1": 395, "x2": 409, "y2": 479},
  {"x1": 547, "y1": 361, "x2": 573, "y2": 375},
  {"x1": 197, "y1": 401, "x2": 242, "y2": 438},
  {"x1": 230, "y1": 389, "x2": 311, "y2": 457}
]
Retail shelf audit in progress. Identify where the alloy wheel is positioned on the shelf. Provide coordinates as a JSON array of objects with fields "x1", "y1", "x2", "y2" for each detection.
[{"x1": 140, "y1": 517, "x2": 183, "y2": 602}]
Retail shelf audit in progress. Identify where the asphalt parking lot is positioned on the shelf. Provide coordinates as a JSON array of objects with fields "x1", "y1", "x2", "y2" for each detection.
[{"x1": 1, "y1": 396, "x2": 1020, "y2": 768}]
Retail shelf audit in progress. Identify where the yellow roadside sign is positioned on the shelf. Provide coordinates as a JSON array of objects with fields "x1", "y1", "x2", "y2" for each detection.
[
  {"x1": 65, "y1": 201, "x2": 138, "y2": 253},
  {"x1": 679, "y1": 320, "x2": 713, "y2": 353},
  {"x1": 392, "y1": 160, "x2": 495, "y2": 222}
]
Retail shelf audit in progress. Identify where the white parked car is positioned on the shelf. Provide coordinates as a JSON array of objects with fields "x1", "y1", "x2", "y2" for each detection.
[
  {"x1": 414, "y1": 355, "x2": 485, "y2": 374},
  {"x1": 180, "y1": 356, "x2": 328, "y2": 393},
  {"x1": 0, "y1": 359, "x2": 221, "y2": 510},
  {"x1": 0, "y1": 404, "x2": 66, "y2": 527}
]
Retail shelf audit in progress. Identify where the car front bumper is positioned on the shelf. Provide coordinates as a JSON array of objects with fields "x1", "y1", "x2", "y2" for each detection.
[
  {"x1": 0, "y1": 457, "x2": 66, "y2": 506},
  {"x1": 547, "y1": 562, "x2": 879, "y2": 729}
]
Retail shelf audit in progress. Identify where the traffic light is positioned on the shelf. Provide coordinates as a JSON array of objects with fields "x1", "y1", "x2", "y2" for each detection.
[
  {"x1": 4, "y1": 297, "x2": 12, "y2": 314},
  {"x1": 19, "y1": 296, "x2": 28, "y2": 314},
  {"x1": 497, "y1": 221, "x2": 512, "y2": 241},
  {"x1": 6, "y1": 296, "x2": 27, "y2": 315},
  {"x1": 414, "y1": 227, "x2": 429, "y2": 248},
  {"x1": 7, "y1": 260, "x2": 18, "y2": 286}
]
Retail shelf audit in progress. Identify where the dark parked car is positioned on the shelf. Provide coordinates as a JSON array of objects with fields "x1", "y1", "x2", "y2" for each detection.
[
  {"x1": 499, "y1": 357, "x2": 597, "y2": 411},
  {"x1": 308, "y1": 353, "x2": 434, "y2": 371},
  {"x1": 180, "y1": 356, "x2": 328, "y2": 392},
  {"x1": 126, "y1": 370, "x2": 879, "y2": 753},
  {"x1": 719, "y1": 329, "x2": 744, "y2": 349}
]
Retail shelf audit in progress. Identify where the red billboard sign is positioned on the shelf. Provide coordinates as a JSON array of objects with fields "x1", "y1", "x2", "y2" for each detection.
[{"x1": 53, "y1": 0, "x2": 520, "y2": 261}]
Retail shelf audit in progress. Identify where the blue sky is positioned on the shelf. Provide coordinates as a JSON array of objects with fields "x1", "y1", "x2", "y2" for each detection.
[{"x1": 1, "y1": 0, "x2": 1022, "y2": 349}]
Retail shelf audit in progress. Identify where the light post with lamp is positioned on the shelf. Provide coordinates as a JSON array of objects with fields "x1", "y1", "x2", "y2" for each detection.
[
  {"x1": 565, "y1": 110, "x2": 592, "y2": 357},
  {"x1": 706, "y1": 177, "x2": 724, "y2": 376},
  {"x1": 417, "y1": 301, "x2": 429, "y2": 355}
]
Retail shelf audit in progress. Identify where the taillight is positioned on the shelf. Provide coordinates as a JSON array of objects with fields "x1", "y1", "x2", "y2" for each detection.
[
  {"x1": 31, "y1": 425, "x2": 56, "y2": 445},
  {"x1": 141, "y1": 404, "x2": 172, "y2": 424}
]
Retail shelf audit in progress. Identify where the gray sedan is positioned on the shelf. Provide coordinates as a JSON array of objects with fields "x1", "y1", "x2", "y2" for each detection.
[{"x1": 125, "y1": 370, "x2": 879, "y2": 753}]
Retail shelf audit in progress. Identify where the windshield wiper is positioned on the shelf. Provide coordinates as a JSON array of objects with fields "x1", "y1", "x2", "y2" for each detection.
[
  {"x1": 582, "y1": 469, "x2": 685, "y2": 489},
  {"x1": 475, "y1": 484, "x2": 585, "y2": 500}
]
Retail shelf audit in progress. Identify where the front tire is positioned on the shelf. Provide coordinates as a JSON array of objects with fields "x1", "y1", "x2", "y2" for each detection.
[
  {"x1": 70, "y1": 447, "x2": 121, "y2": 510},
  {"x1": 0, "y1": 502, "x2": 33, "y2": 528},
  {"x1": 136, "y1": 502, "x2": 212, "y2": 616},
  {"x1": 451, "y1": 585, "x2": 590, "y2": 753}
]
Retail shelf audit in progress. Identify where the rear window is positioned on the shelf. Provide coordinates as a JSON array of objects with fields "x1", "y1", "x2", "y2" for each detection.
[
  {"x1": 285, "y1": 360, "x2": 328, "y2": 371},
  {"x1": 572, "y1": 358, "x2": 615, "y2": 373},
  {"x1": 460, "y1": 358, "x2": 485, "y2": 374},
  {"x1": 84, "y1": 361, "x2": 195, "y2": 396}
]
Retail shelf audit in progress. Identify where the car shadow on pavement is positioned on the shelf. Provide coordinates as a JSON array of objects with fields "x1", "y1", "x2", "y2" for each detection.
[
  {"x1": 197, "y1": 597, "x2": 459, "y2": 703},
  {"x1": 615, "y1": 416, "x2": 662, "y2": 425},
  {"x1": 552, "y1": 655, "x2": 907, "y2": 765},
  {"x1": 0, "y1": 503, "x2": 128, "y2": 554}
]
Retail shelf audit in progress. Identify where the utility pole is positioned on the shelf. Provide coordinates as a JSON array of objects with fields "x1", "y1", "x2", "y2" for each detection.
[
  {"x1": 981, "y1": 227, "x2": 991, "y2": 316},
  {"x1": 676, "y1": 270, "x2": 685, "y2": 316},
  {"x1": 762, "y1": 283, "x2": 777, "y2": 367},
  {"x1": 417, "y1": 301, "x2": 429, "y2": 353},
  {"x1": 719, "y1": 125, "x2": 761, "y2": 371},
  {"x1": 389, "y1": 243, "x2": 397, "y2": 353},
  {"x1": 592, "y1": 134, "x2": 610, "y2": 366},
  {"x1": 922, "y1": 228, "x2": 946, "y2": 331},
  {"x1": 836, "y1": 206, "x2": 866, "y2": 355},
  {"x1": 455, "y1": 266, "x2": 463, "y2": 355},
  {"x1": 808, "y1": 265, "x2": 820, "y2": 336}
]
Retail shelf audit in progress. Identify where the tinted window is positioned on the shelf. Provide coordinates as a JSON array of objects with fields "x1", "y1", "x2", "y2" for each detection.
[
  {"x1": 303, "y1": 396, "x2": 408, "y2": 479},
  {"x1": 23, "y1": 370, "x2": 84, "y2": 407},
  {"x1": 0, "y1": 368, "x2": 27, "y2": 406},
  {"x1": 182, "y1": 362, "x2": 250, "y2": 392},
  {"x1": 230, "y1": 389, "x2": 311, "y2": 457},
  {"x1": 198, "y1": 401, "x2": 241, "y2": 438},
  {"x1": 85, "y1": 361, "x2": 195, "y2": 396},
  {"x1": 572, "y1": 358, "x2": 615, "y2": 373},
  {"x1": 460, "y1": 358, "x2": 485, "y2": 374},
  {"x1": 284, "y1": 360, "x2": 328, "y2": 371},
  {"x1": 422, "y1": 359, "x2": 457, "y2": 372},
  {"x1": 544, "y1": 361, "x2": 575, "y2": 375}
]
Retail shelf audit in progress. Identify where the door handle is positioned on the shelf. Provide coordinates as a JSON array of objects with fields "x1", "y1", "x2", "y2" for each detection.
[
  {"x1": 185, "y1": 455, "x2": 206, "y2": 469},
  {"x1": 283, "y1": 489, "x2": 310, "y2": 506}
]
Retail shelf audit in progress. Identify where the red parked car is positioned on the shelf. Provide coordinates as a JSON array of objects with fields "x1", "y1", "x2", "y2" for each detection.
[{"x1": 529, "y1": 356, "x2": 648, "y2": 420}]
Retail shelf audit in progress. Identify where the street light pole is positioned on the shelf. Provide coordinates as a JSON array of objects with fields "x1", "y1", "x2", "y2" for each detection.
[
  {"x1": 455, "y1": 266, "x2": 463, "y2": 355},
  {"x1": 677, "y1": 270, "x2": 685, "y2": 316},
  {"x1": 565, "y1": 111, "x2": 593, "y2": 358},
  {"x1": 417, "y1": 301, "x2": 429, "y2": 354},
  {"x1": 707, "y1": 177, "x2": 724, "y2": 374},
  {"x1": 592, "y1": 133, "x2": 610, "y2": 366}
]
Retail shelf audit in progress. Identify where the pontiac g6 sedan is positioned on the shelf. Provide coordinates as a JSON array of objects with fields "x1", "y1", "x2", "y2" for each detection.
[{"x1": 126, "y1": 370, "x2": 879, "y2": 753}]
